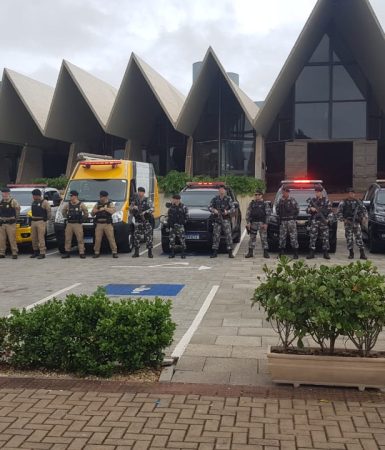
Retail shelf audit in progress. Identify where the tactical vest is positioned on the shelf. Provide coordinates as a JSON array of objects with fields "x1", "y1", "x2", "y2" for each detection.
[
  {"x1": 309, "y1": 198, "x2": 329, "y2": 220},
  {"x1": 67, "y1": 202, "x2": 83, "y2": 223},
  {"x1": 0, "y1": 199, "x2": 16, "y2": 218},
  {"x1": 31, "y1": 200, "x2": 47, "y2": 221},
  {"x1": 94, "y1": 201, "x2": 112, "y2": 224},
  {"x1": 278, "y1": 198, "x2": 297, "y2": 219},
  {"x1": 132, "y1": 197, "x2": 152, "y2": 222},
  {"x1": 168, "y1": 204, "x2": 187, "y2": 227},
  {"x1": 211, "y1": 196, "x2": 232, "y2": 220},
  {"x1": 342, "y1": 199, "x2": 358, "y2": 220},
  {"x1": 249, "y1": 200, "x2": 266, "y2": 222}
]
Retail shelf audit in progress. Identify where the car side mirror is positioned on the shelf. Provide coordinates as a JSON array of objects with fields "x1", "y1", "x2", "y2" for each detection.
[
  {"x1": 363, "y1": 200, "x2": 371, "y2": 210},
  {"x1": 165, "y1": 202, "x2": 172, "y2": 208}
]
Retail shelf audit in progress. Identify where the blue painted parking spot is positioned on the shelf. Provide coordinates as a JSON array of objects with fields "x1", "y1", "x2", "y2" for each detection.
[{"x1": 105, "y1": 284, "x2": 184, "y2": 296}]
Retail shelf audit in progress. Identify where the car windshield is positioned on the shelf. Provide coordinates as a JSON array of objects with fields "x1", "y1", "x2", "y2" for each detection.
[
  {"x1": 65, "y1": 179, "x2": 127, "y2": 202},
  {"x1": 10, "y1": 191, "x2": 33, "y2": 206},
  {"x1": 276, "y1": 189, "x2": 316, "y2": 207},
  {"x1": 181, "y1": 191, "x2": 221, "y2": 207},
  {"x1": 377, "y1": 189, "x2": 385, "y2": 205}
]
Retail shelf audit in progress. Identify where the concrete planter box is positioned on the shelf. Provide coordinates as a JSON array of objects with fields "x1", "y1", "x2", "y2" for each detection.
[{"x1": 267, "y1": 346, "x2": 385, "y2": 391}]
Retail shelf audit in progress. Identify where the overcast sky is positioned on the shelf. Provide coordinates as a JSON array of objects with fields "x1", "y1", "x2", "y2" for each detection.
[{"x1": 1, "y1": 0, "x2": 385, "y2": 101}]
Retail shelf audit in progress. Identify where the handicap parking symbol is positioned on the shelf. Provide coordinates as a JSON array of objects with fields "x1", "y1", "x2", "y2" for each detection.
[{"x1": 105, "y1": 284, "x2": 184, "y2": 296}]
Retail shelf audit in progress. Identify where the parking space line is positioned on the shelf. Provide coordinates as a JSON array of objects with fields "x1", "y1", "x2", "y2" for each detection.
[
  {"x1": 24, "y1": 283, "x2": 82, "y2": 312},
  {"x1": 233, "y1": 228, "x2": 247, "y2": 257},
  {"x1": 140, "y1": 242, "x2": 161, "y2": 256},
  {"x1": 171, "y1": 285, "x2": 219, "y2": 359},
  {"x1": 46, "y1": 250, "x2": 60, "y2": 256}
]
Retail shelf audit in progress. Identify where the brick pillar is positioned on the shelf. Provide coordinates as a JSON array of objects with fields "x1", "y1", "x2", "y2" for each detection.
[
  {"x1": 353, "y1": 140, "x2": 377, "y2": 191},
  {"x1": 185, "y1": 137, "x2": 193, "y2": 176},
  {"x1": 16, "y1": 146, "x2": 43, "y2": 183},
  {"x1": 285, "y1": 141, "x2": 307, "y2": 179}
]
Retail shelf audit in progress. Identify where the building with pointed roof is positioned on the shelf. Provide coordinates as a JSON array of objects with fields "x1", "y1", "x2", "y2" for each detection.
[{"x1": 107, "y1": 53, "x2": 187, "y2": 175}]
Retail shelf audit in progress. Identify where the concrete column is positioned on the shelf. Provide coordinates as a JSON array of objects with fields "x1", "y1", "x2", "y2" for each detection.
[
  {"x1": 254, "y1": 135, "x2": 265, "y2": 180},
  {"x1": 185, "y1": 137, "x2": 193, "y2": 176},
  {"x1": 353, "y1": 140, "x2": 377, "y2": 191},
  {"x1": 285, "y1": 141, "x2": 307, "y2": 179},
  {"x1": 124, "y1": 139, "x2": 142, "y2": 162},
  {"x1": 16, "y1": 146, "x2": 43, "y2": 183},
  {"x1": 65, "y1": 144, "x2": 77, "y2": 178},
  {"x1": 0, "y1": 149, "x2": 12, "y2": 185}
]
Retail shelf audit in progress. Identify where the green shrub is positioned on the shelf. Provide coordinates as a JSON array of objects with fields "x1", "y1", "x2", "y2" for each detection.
[
  {"x1": 4, "y1": 288, "x2": 175, "y2": 377},
  {"x1": 158, "y1": 171, "x2": 265, "y2": 196},
  {"x1": 32, "y1": 176, "x2": 68, "y2": 191}
]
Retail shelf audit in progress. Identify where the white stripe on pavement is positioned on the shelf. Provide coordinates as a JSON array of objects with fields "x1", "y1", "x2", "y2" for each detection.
[
  {"x1": 46, "y1": 250, "x2": 60, "y2": 256},
  {"x1": 139, "y1": 242, "x2": 161, "y2": 256},
  {"x1": 171, "y1": 285, "x2": 219, "y2": 359},
  {"x1": 24, "y1": 283, "x2": 82, "y2": 311},
  {"x1": 233, "y1": 228, "x2": 247, "y2": 257}
]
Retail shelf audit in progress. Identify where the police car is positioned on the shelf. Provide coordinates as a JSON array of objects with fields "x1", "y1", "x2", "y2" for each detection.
[
  {"x1": 161, "y1": 182, "x2": 242, "y2": 252},
  {"x1": 267, "y1": 180, "x2": 338, "y2": 252},
  {"x1": 362, "y1": 179, "x2": 385, "y2": 252}
]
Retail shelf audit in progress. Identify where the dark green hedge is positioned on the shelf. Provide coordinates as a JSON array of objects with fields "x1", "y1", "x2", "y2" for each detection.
[
  {"x1": 2, "y1": 288, "x2": 175, "y2": 377},
  {"x1": 158, "y1": 171, "x2": 265, "y2": 196},
  {"x1": 32, "y1": 176, "x2": 68, "y2": 191}
]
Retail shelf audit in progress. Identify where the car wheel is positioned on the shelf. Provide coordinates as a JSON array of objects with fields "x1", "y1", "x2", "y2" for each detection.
[
  {"x1": 162, "y1": 237, "x2": 170, "y2": 253},
  {"x1": 369, "y1": 228, "x2": 381, "y2": 253},
  {"x1": 119, "y1": 232, "x2": 134, "y2": 253}
]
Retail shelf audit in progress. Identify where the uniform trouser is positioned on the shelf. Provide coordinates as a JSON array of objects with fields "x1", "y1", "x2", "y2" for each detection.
[
  {"x1": 133, "y1": 221, "x2": 153, "y2": 249},
  {"x1": 279, "y1": 220, "x2": 299, "y2": 249},
  {"x1": 344, "y1": 221, "x2": 364, "y2": 250},
  {"x1": 169, "y1": 224, "x2": 186, "y2": 249},
  {"x1": 0, "y1": 223, "x2": 18, "y2": 256},
  {"x1": 31, "y1": 220, "x2": 47, "y2": 254},
  {"x1": 309, "y1": 220, "x2": 329, "y2": 251},
  {"x1": 94, "y1": 223, "x2": 117, "y2": 254},
  {"x1": 248, "y1": 222, "x2": 268, "y2": 250},
  {"x1": 65, "y1": 223, "x2": 85, "y2": 254},
  {"x1": 212, "y1": 220, "x2": 232, "y2": 250}
]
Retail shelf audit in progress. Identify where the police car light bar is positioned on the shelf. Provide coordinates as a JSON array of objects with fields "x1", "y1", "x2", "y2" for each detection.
[
  {"x1": 7, "y1": 184, "x2": 48, "y2": 188},
  {"x1": 186, "y1": 182, "x2": 227, "y2": 187},
  {"x1": 281, "y1": 179, "x2": 323, "y2": 184},
  {"x1": 80, "y1": 160, "x2": 122, "y2": 169}
]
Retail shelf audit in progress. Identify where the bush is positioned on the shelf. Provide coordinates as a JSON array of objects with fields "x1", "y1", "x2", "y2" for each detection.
[
  {"x1": 32, "y1": 176, "x2": 68, "y2": 191},
  {"x1": 3, "y1": 288, "x2": 175, "y2": 377},
  {"x1": 252, "y1": 259, "x2": 385, "y2": 356},
  {"x1": 158, "y1": 171, "x2": 265, "y2": 196}
]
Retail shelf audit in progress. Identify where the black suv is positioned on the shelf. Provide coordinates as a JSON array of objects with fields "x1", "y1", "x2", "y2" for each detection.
[
  {"x1": 362, "y1": 180, "x2": 385, "y2": 252},
  {"x1": 161, "y1": 182, "x2": 242, "y2": 252},
  {"x1": 267, "y1": 180, "x2": 337, "y2": 252}
]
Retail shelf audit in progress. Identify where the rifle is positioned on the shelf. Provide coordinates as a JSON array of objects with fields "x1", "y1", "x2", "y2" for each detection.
[{"x1": 308, "y1": 198, "x2": 329, "y2": 225}]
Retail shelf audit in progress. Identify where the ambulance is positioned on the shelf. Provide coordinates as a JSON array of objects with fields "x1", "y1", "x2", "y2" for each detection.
[{"x1": 54, "y1": 158, "x2": 160, "y2": 253}]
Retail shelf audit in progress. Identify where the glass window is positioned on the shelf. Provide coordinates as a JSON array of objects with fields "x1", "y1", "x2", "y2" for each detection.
[
  {"x1": 376, "y1": 190, "x2": 385, "y2": 205},
  {"x1": 193, "y1": 141, "x2": 219, "y2": 177},
  {"x1": 296, "y1": 66, "x2": 330, "y2": 102},
  {"x1": 295, "y1": 103, "x2": 329, "y2": 139},
  {"x1": 181, "y1": 191, "x2": 218, "y2": 208},
  {"x1": 332, "y1": 102, "x2": 366, "y2": 139},
  {"x1": 65, "y1": 179, "x2": 127, "y2": 202},
  {"x1": 333, "y1": 66, "x2": 364, "y2": 101},
  {"x1": 221, "y1": 140, "x2": 254, "y2": 176},
  {"x1": 309, "y1": 35, "x2": 330, "y2": 63}
]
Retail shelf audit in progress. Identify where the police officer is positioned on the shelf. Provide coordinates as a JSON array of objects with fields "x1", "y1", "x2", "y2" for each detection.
[
  {"x1": 30, "y1": 189, "x2": 51, "y2": 259},
  {"x1": 245, "y1": 190, "x2": 271, "y2": 259},
  {"x1": 0, "y1": 187, "x2": 20, "y2": 259},
  {"x1": 276, "y1": 186, "x2": 299, "y2": 259},
  {"x1": 209, "y1": 185, "x2": 235, "y2": 258},
  {"x1": 130, "y1": 187, "x2": 154, "y2": 258},
  {"x1": 306, "y1": 185, "x2": 332, "y2": 260},
  {"x1": 167, "y1": 194, "x2": 189, "y2": 259},
  {"x1": 91, "y1": 191, "x2": 118, "y2": 258},
  {"x1": 61, "y1": 190, "x2": 89, "y2": 259},
  {"x1": 337, "y1": 188, "x2": 367, "y2": 260}
]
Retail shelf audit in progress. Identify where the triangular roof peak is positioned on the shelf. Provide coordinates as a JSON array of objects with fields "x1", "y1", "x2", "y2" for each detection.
[
  {"x1": 254, "y1": 0, "x2": 385, "y2": 135},
  {"x1": 4, "y1": 69, "x2": 54, "y2": 134},
  {"x1": 176, "y1": 47, "x2": 259, "y2": 136}
]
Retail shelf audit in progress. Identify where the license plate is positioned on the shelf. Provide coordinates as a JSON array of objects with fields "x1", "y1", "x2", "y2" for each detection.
[
  {"x1": 185, "y1": 233, "x2": 200, "y2": 240},
  {"x1": 84, "y1": 237, "x2": 93, "y2": 244}
]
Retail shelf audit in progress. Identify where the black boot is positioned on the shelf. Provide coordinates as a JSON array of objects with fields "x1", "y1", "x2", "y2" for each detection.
[
  {"x1": 112, "y1": 253, "x2": 118, "y2": 258},
  {"x1": 92, "y1": 253, "x2": 100, "y2": 258},
  {"x1": 132, "y1": 247, "x2": 139, "y2": 258},
  {"x1": 37, "y1": 254, "x2": 45, "y2": 259},
  {"x1": 30, "y1": 251, "x2": 39, "y2": 258},
  {"x1": 348, "y1": 249, "x2": 354, "y2": 259},
  {"x1": 323, "y1": 251, "x2": 330, "y2": 260},
  {"x1": 228, "y1": 249, "x2": 234, "y2": 258},
  {"x1": 360, "y1": 248, "x2": 367, "y2": 260},
  {"x1": 263, "y1": 249, "x2": 270, "y2": 259},
  {"x1": 306, "y1": 249, "x2": 315, "y2": 259},
  {"x1": 181, "y1": 250, "x2": 186, "y2": 259},
  {"x1": 148, "y1": 248, "x2": 153, "y2": 258},
  {"x1": 245, "y1": 249, "x2": 253, "y2": 258},
  {"x1": 61, "y1": 252, "x2": 70, "y2": 259},
  {"x1": 293, "y1": 250, "x2": 299, "y2": 260},
  {"x1": 210, "y1": 250, "x2": 217, "y2": 258},
  {"x1": 169, "y1": 249, "x2": 175, "y2": 259}
]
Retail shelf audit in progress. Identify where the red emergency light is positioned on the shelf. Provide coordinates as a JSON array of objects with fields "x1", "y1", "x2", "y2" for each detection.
[
  {"x1": 80, "y1": 160, "x2": 122, "y2": 169},
  {"x1": 186, "y1": 182, "x2": 226, "y2": 187}
]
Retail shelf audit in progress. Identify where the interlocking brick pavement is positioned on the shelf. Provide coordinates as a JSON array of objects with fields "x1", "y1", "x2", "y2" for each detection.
[{"x1": 0, "y1": 378, "x2": 385, "y2": 449}]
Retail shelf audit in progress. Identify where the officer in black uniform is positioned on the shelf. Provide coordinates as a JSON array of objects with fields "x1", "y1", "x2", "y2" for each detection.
[
  {"x1": 245, "y1": 190, "x2": 271, "y2": 259},
  {"x1": 167, "y1": 194, "x2": 189, "y2": 259}
]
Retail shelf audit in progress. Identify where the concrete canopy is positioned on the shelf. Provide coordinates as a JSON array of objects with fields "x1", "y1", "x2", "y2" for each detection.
[
  {"x1": 0, "y1": 69, "x2": 54, "y2": 147},
  {"x1": 254, "y1": 0, "x2": 385, "y2": 136},
  {"x1": 107, "y1": 53, "x2": 185, "y2": 141},
  {"x1": 176, "y1": 47, "x2": 259, "y2": 137},
  {"x1": 45, "y1": 60, "x2": 117, "y2": 143}
]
